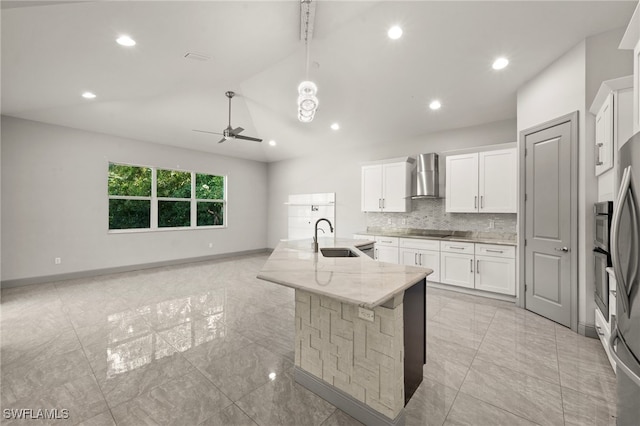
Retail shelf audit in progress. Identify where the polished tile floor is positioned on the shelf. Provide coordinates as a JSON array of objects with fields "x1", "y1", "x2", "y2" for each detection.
[{"x1": 1, "y1": 254, "x2": 616, "y2": 425}]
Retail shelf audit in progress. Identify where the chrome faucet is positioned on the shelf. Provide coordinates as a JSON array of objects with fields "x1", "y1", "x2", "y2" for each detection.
[{"x1": 313, "y1": 218, "x2": 334, "y2": 253}]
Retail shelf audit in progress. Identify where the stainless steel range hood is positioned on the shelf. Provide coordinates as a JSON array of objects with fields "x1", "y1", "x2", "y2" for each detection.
[{"x1": 411, "y1": 153, "x2": 439, "y2": 199}]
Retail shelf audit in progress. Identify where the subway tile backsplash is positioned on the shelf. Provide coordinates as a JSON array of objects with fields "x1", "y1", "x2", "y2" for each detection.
[{"x1": 365, "y1": 198, "x2": 517, "y2": 233}]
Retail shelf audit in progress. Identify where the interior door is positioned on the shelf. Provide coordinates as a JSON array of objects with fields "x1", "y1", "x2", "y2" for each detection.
[{"x1": 524, "y1": 120, "x2": 573, "y2": 327}]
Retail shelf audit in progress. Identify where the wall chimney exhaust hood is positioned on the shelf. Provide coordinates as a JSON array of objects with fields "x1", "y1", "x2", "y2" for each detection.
[{"x1": 411, "y1": 153, "x2": 439, "y2": 199}]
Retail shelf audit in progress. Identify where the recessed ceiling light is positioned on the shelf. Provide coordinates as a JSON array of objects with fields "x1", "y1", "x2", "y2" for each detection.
[
  {"x1": 492, "y1": 57, "x2": 509, "y2": 70},
  {"x1": 82, "y1": 92, "x2": 96, "y2": 99},
  {"x1": 116, "y1": 35, "x2": 136, "y2": 47},
  {"x1": 388, "y1": 26, "x2": 403, "y2": 40},
  {"x1": 429, "y1": 100, "x2": 441, "y2": 110},
  {"x1": 330, "y1": 123, "x2": 340, "y2": 130},
  {"x1": 268, "y1": 140, "x2": 277, "y2": 146}
]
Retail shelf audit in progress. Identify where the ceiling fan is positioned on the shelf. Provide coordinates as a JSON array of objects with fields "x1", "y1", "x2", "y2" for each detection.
[{"x1": 193, "y1": 91, "x2": 263, "y2": 144}]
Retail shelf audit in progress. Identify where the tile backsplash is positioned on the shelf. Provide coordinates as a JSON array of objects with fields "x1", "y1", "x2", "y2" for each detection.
[{"x1": 366, "y1": 198, "x2": 517, "y2": 233}]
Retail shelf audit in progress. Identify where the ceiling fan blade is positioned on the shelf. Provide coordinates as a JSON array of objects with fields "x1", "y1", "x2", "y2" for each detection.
[
  {"x1": 234, "y1": 135, "x2": 263, "y2": 142},
  {"x1": 231, "y1": 126, "x2": 244, "y2": 135},
  {"x1": 193, "y1": 129, "x2": 223, "y2": 135},
  {"x1": 217, "y1": 137, "x2": 227, "y2": 144}
]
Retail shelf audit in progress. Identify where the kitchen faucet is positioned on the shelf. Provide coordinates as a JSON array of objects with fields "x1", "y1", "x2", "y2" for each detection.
[{"x1": 313, "y1": 218, "x2": 334, "y2": 253}]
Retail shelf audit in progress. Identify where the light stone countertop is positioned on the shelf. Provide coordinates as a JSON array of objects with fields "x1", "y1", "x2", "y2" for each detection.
[{"x1": 257, "y1": 237, "x2": 432, "y2": 309}]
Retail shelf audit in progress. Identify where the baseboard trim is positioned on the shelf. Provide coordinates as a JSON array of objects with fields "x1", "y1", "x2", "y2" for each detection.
[
  {"x1": 1, "y1": 248, "x2": 270, "y2": 289},
  {"x1": 579, "y1": 322, "x2": 598, "y2": 339},
  {"x1": 293, "y1": 366, "x2": 404, "y2": 426}
]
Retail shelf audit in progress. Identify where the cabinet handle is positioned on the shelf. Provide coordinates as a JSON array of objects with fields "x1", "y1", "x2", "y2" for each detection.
[
  {"x1": 477, "y1": 260, "x2": 479, "y2": 274},
  {"x1": 596, "y1": 325, "x2": 605, "y2": 337},
  {"x1": 375, "y1": 249, "x2": 378, "y2": 259},
  {"x1": 595, "y1": 143, "x2": 604, "y2": 166},
  {"x1": 449, "y1": 246, "x2": 466, "y2": 250},
  {"x1": 470, "y1": 259, "x2": 473, "y2": 273},
  {"x1": 486, "y1": 249, "x2": 504, "y2": 253},
  {"x1": 474, "y1": 196, "x2": 477, "y2": 209},
  {"x1": 419, "y1": 253, "x2": 423, "y2": 266},
  {"x1": 378, "y1": 199, "x2": 382, "y2": 209},
  {"x1": 383, "y1": 199, "x2": 385, "y2": 209},
  {"x1": 481, "y1": 196, "x2": 484, "y2": 209},
  {"x1": 415, "y1": 253, "x2": 418, "y2": 265}
]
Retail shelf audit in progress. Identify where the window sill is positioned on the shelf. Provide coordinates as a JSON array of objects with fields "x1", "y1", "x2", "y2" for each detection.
[{"x1": 108, "y1": 226, "x2": 227, "y2": 234}]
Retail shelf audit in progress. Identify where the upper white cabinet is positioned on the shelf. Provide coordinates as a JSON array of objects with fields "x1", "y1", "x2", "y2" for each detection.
[
  {"x1": 361, "y1": 158, "x2": 412, "y2": 212},
  {"x1": 445, "y1": 148, "x2": 517, "y2": 213},
  {"x1": 620, "y1": 2, "x2": 640, "y2": 134},
  {"x1": 590, "y1": 76, "x2": 633, "y2": 200}
]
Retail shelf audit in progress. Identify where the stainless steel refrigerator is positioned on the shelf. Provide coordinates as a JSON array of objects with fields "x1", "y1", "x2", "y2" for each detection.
[{"x1": 610, "y1": 131, "x2": 640, "y2": 425}]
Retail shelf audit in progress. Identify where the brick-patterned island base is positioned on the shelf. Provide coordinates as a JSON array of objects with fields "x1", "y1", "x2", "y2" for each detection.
[{"x1": 293, "y1": 279, "x2": 426, "y2": 426}]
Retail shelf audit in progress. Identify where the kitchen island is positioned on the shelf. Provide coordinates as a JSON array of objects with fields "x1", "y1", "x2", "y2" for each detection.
[{"x1": 258, "y1": 238, "x2": 432, "y2": 426}]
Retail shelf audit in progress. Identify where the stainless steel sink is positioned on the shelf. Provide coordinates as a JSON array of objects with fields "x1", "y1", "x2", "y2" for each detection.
[{"x1": 320, "y1": 248, "x2": 360, "y2": 258}]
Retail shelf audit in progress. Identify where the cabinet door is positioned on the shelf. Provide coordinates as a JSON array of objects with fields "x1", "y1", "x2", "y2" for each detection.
[
  {"x1": 595, "y1": 92, "x2": 613, "y2": 176},
  {"x1": 418, "y1": 250, "x2": 440, "y2": 283},
  {"x1": 361, "y1": 164, "x2": 382, "y2": 212},
  {"x1": 479, "y1": 149, "x2": 517, "y2": 213},
  {"x1": 635, "y1": 40, "x2": 640, "y2": 134},
  {"x1": 382, "y1": 162, "x2": 410, "y2": 212},
  {"x1": 446, "y1": 153, "x2": 479, "y2": 212},
  {"x1": 475, "y1": 255, "x2": 515, "y2": 295},
  {"x1": 375, "y1": 245, "x2": 399, "y2": 264},
  {"x1": 400, "y1": 248, "x2": 419, "y2": 266},
  {"x1": 440, "y1": 252, "x2": 474, "y2": 288}
]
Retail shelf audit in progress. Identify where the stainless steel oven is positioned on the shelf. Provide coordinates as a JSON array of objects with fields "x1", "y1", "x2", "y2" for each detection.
[
  {"x1": 594, "y1": 248, "x2": 610, "y2": 319},
  {"x1": 594, "y1": 201, "x2": 613, "y2": 251}
]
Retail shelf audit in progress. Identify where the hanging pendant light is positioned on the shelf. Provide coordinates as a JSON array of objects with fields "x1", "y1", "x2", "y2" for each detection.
[{"x1": 298, "y1": 0, "x2": 318, "y2": 123}]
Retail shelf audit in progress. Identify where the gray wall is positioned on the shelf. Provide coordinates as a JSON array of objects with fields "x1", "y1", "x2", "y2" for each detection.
[
  {"x1": 266, "y1": 118, "x2": 517, "y2": 248},
  {"x1": 517, "y1": 27, "x2": 632, "y2": 329},
  {"x1": 1, "y1": 116, "x2": 268, "y2": 282}
]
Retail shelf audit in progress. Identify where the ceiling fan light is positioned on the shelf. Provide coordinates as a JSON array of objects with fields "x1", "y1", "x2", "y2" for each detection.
[
  {"x1": 299, "y1": 108, "x2": 314, "y2": 118},
  {"x1": 298, "y1": 81, "x2": 318, "y2": 96},
  {"x1": 299, "y1": 97, "x2": 318, "y2": 111},
  {"x1": 298, "y1": 113, "x2": 314, "y2": 123}
]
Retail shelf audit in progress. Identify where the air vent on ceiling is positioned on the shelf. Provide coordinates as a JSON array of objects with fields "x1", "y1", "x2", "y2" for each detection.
[{"x1": 184, "y1": 52, "x2": 211, "y2": 61}]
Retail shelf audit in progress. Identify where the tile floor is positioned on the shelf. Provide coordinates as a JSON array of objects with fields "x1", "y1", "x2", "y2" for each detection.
[{"x1": 0, "y1": 254, "x2": 617, "y2": 425}]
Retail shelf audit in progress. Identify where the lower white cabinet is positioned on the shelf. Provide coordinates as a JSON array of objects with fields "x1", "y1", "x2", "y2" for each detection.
[
  {"x1": 440, "y1": 251, "x2": 475, "y2": 289},
  {"x1": 374, "y1": 236, "x2": 399, "y2": 263},
  {"x1": 399, "y1": 238, "x2": 440, "y2": 282},
  {"x1": 475, "y1": 255, "x2": 515, "y2": 295}
]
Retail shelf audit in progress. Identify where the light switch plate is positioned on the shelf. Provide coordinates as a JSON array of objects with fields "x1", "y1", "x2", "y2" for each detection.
[{"x1": 358, "y1": 307, "x2": 375, "y2": 322}]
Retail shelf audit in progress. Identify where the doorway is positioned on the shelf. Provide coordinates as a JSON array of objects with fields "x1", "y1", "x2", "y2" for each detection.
[{"x1": 519, "y1": 112, "x2": 578, "y2": 330}]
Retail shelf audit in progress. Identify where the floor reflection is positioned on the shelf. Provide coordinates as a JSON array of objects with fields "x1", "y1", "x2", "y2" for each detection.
[{"x1": 104, "y1": 289, "x2": 227, "y2": 378}]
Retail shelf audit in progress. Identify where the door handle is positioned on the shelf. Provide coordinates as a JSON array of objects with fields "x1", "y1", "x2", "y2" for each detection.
[{"x1": 554, "y1": 247, "x2": 569, "y2": 252}]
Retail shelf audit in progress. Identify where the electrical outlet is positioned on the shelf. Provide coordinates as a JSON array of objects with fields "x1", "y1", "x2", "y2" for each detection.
[
  {"x1": 54, "y1": 257, "x2": 61, "y2": 265},
  {"x1": 489, "y1": 219, "x2": 495, "y2": 229},
  {"x1": 401, "y1": 218, "x2": 407, "y2": 225},
  {"x1": 358, "y1": 307, "x2": 375, "y2": 322},
  {"x1": 387, "y1": 218, "x2": 392, "y2": 225}
]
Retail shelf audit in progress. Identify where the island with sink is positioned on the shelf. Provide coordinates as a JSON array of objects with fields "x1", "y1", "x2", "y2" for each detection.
[{"x1": 257, "y1": 236, "x2": 432, "y2": 426}]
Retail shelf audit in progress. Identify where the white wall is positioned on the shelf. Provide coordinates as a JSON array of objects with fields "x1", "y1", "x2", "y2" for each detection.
[
  {"x1": 517, "y1": 28, "x2": 632, "y2": 331},
  {"x1": 267, "y1": 119, "x2": 517, "y2": 249},
  {"x1": 1, "y1": 116, "x2": 268, "y2": 282}
]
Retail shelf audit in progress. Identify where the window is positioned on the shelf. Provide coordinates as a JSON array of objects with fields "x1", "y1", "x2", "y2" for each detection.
[{"x1": 108, "y1": 162, "x2": 226, "y2": 231}]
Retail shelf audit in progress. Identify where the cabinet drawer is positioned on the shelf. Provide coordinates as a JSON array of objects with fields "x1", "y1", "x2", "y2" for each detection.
[
  {"x1": 475, "y1": 244, "x2": 515, "y2": 259},
  {"x1": 375, "y1": 236, "x2": 399, "y2": 246},
  {"x1": 399, "y1": 238, "x2": 440, "y2": 251},
  {"x1": 440, "y1": 241, "x2": 474, "y2": 254}
]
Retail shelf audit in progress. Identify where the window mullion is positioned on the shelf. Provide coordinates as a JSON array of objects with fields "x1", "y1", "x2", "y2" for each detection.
[
  {"x1": 151, "y1": 168, "x2": 158, "y2": 229},
  {"x1": 191, "y1": 172, "x2": 197, "y2": 228}
]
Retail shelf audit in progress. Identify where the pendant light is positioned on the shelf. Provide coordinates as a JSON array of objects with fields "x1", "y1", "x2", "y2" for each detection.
[{"x1": 298, "y1": 0, "x2": 318, "y2": 123}]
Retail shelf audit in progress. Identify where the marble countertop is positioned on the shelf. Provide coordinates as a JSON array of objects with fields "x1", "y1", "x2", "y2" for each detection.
[
  {"x1": 257, "y1": 237, "x2": 432, "y2": 309},
  {"x1": 356, "y1": 228, "x2": 517, "y2": 246}
]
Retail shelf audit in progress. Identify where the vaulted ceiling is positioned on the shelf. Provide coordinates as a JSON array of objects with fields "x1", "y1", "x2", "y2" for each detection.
[{"x1": 2, "y1": 1, "x2": 637, "y2": 162}]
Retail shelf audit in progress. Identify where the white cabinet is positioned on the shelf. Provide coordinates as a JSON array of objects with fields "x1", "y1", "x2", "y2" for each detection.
[
  {"x1": 361, "y1": 159, "x2": 412, "y2": 213},
  {"x1": 440, "y1": 241, "x2": 475, "y2": 289},
  {"x1": 445, "y1": 148, "x2": 517, "y2": 213},
  {"x1": 590, "y1": 76, "x2": 633, "y2": 201},
  {"x1": 399, "y1": 238, "x2": 440, "y2": 282},
  {"x1": 620, "y1": 3, "x2": 640, "y2": 134},
  {"x1": 374, "y1": 236, "x2": 399, "y2": 263},
  {"x1": 440, "y1": 242, "x2": 516, "y2": 296},
  {"x1": 595, "y1": 93, "x2": 614, "y2": 176}
]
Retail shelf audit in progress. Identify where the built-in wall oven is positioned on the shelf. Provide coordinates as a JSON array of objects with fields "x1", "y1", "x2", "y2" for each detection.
[{"x1": 594, "y1": 201, "x2": 613, "y2": 319}]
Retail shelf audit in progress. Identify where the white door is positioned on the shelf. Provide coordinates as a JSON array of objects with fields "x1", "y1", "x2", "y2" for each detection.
[
  {"x1": 382, "y1": 162, "x2": 409, "y2": 212},
  {"x1": 475, "y1": 256, "x2": 515, "y2": 295},
  {"x1": 375, "y1": 245, "x2": 399, "y2": 263},
  {"x1": 524, "y1": 119, "x2": 574, "y2": 327},
  {"x1": 479, "y1": 149, "x2": 517, "y2": 213},
  {"x1": 446, "y1": 153, "x2": 479, "y2": 212},
  {"x1": 440, "y1": 252, "x2": 474, "y2": 289},
  {"x1": 361, "y1": 164, "x2": 382, "y2": 212},
  {"x1": 418, "y1": 250, "x2": 440, "y2": 282},
  {"x1": 595, "y1": 92, "x2": 613, "y2": 176},
  {"x1": 400, "y1": 248, "x2": 419, "y2": 266}
]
